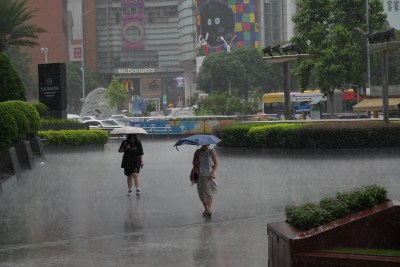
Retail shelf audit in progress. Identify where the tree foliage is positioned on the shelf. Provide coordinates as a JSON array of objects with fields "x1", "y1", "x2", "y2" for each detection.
[
  {"x1": 105, "y1": 75, "x2": 128, "y2": 111},
  {"x1": 66, "y1": 62, "x2": 101, "y2": 114},
  {"x1": 5, "y1": 47, "x2": 36, "y2": 99},
  {"x1": 198, "y1": 92, "x2": 259, "y2": 115},
  {"x1": 292, "y1": 0, "x2": 387, "y2": 114},
  {"x1": 196, "y1": 46, "x2": 282, "y2": 99},
  {"x1": 0, "y1": 0, "x2": 46, "y2": 52},
  {"x1": 0, "y1": 53, "x2": 25, "y2": 102}
]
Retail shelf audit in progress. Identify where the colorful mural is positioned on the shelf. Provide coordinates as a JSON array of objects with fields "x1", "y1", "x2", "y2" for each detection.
[{"x1": 196, "y1": 0, "x2": 260, "y2": 56}]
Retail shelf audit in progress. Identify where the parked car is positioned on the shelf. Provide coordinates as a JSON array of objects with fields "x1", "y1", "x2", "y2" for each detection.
[
  {"x1": 83, "y1": 119, "x2": 123, "y2": 131},
  {"x1": 80, "y1": 116, "x2": 97, "y2": 122},
  {"x1": 67, "y1": 114, "x2": 81, "y2": 121},
  {"x1": 108, "y1": 115, "x2": 129, "y2": 125},
  {"x1": 109, "y1": 114, "x2": 128, "y2": 120}
]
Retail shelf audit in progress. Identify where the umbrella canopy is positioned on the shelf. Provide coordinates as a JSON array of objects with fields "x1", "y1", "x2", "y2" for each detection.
[
  {"x1": 173, "y1": 134, "x2": 222, "y2": 147},
  {"x1": 110, "y1": 126, "x2": 148, "y2": 135}
]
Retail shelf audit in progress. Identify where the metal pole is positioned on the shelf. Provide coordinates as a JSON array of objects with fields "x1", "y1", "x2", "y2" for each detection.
[
  {"x1": 81, "y1": 14, "x2": 86, "y2": 99},
  {"x1": 366, "y1": 0, "x2": 371, "y2": 91},
  {"x1": 382, "y1": 51, "x2": 389, "y2": 123},
  {"x1": 283, "y1": 62, "x2": 290, "y2": 120}
]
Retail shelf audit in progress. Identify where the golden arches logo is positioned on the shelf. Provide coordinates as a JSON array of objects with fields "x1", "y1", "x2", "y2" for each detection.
[{"x1": 121, "y1": 80, "x2": 134, "y2": 92}]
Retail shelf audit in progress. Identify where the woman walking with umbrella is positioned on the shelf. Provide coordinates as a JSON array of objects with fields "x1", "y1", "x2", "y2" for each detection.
[
  {"x1": 119, "y1": 134, "x2": 144, "y2": 196},
  {"x1": 112, "y1": 127, "x2": 147, "y2": 196},
  {"x1": 175, "y1": 135, "x2": 220, "y2": 217},
  {"x1": 194, "y1": 144, "x2": 218, "y2": 217}
]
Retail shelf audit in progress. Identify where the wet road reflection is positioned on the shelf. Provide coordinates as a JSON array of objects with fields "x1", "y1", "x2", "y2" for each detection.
[{"x1": 0, "y1": 139, "x2": 399, "y2": 266}]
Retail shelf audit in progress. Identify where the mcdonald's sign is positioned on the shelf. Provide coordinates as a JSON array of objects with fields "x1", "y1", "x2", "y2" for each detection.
[{"x1": 121, "y1": 80, "x2": 134, "y2": 93}]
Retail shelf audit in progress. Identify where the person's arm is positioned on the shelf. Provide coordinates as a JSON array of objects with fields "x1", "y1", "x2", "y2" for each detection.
[
  {"x1": 192, "y1": 150, "x2": 200, "y2": 166},
  {"x1": 118, "y1": 140, "x2": 127, "y2": 153},
  {"x1": 209, "y1": 150, "x2": 218, "y2": 179},
  {"x1": 139, "y1": 141, "x2": 144, "y2": 168}
]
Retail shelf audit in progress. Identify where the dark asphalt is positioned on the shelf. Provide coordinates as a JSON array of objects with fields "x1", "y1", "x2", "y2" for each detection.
[{"x1": 0, "y1": 139, "x2": 399, "y2": 266}]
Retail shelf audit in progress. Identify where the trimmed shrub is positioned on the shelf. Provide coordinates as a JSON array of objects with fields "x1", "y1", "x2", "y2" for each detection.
[
  {"x1": 285, "y1": 185, "x2": 387, "y2": 231},
  {"x1": 38, "y1": 130, "x2": 109, "y2": 145},
  {"x1": 216, "y1": 121, "x2": 400, "y2": 149},
  {"x1": 0, "y1": 102, "x2": 29, "y2": 141},
  {"x1": 248, "y1": 123, "x2": 303, "y2": 148},
  {"x1": 40, "y1": 119, "x2": 87, "y2": 131},
  {"x1": 0, "y1": 105, "x2": 18, "y2": 149},
  {"x1": 31, "y1": 102, "x2": 48, "y2": 118},
  {"x1": 4, "y1": 100, "x2": 40, "y2": 135},
  {"x1": 285, "y1": 203, "x2": 331, "y2": 231},
  {"x1": 0, "y1": 53, "x2": 26, "y2": 102},
  {"x1": 217, "y1": 123, "x2": 257, "y2": 148}
]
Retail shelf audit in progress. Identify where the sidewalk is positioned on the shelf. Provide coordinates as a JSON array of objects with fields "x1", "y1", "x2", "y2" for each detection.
[{"x1": 0, "y1": 139, "x2": 399, "y2": 266}]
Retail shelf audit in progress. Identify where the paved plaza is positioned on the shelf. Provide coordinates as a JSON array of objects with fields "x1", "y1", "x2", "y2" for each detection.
[{"x1": 0, "y1": 138, "x2": 400, "y2": 266}]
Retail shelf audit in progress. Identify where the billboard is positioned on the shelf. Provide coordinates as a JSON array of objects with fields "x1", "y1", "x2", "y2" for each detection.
[{"x1": 196, "y1": 0, "x2": 260, "y2": 56}]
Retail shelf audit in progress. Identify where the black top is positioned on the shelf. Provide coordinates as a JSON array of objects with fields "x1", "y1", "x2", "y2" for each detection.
[{"x1": 119, "y1": 140, "x2": 144, "y2": 169}]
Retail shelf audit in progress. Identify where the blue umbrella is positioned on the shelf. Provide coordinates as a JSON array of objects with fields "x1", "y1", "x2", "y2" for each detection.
[{"x1": 174, "y1": 134, "x2": 222, "y2": 148}]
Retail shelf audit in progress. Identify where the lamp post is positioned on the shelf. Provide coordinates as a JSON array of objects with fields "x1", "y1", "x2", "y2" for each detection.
[
  {"x1": 81, "y1": 11, "x2": 92, "y2": 100},
  {"x1": 40, "y1": 47, "x2": 48, "y2": 63},
  {"x1": 366, "y1": 0, "x2": 371, "y2": 92},
  {"x1": 218, "y1": 36, "x2": 236, "y2": 95}
]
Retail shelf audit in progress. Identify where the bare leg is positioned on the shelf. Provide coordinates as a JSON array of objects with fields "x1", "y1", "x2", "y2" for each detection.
[
  {"x1": 133, "y1": 173, "x2": 140, "y2": 189},
  {"x1": 206, "y1": 198, "x2": 213, "y2": 213},
  {"x1": 127, "y1": 175, "x2": 134, "y2": 190}
]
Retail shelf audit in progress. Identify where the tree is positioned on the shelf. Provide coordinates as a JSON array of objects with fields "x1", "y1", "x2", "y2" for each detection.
[
  {"x1": 0, "y1": 0, "x2": 46, "y2": 52},
  {"x1": 5, "y1": 47, "x2": 36, "y2": 99},
  {"x1": 196, "y1": 46, "x2": 276, "y2": 100},
  {"x1": 230, "y1": 46, "x2": 269, "y2": 99},
  {"x1": 105, "y1": 75, "x2": 128, "y2": 112},
  {"x1": 0, "y1": 53, "x2": 25, "y2": 102},
  {"x1": 66, "y1": 62, "x2": 101, "y2": 114},
  {"x1": 292, "y1": 0, "x2": 386, "y2": 116}
]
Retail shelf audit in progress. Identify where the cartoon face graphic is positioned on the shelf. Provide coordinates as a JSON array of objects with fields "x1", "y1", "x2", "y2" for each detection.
[{"x1": 200, "y1": 0, "x2": 235, "y2": 47}]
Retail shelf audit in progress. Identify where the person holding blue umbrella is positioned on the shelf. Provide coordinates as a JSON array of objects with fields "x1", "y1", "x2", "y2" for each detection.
[{"x1": 175, "y1": 135, "x2": 220, "y2": 217}]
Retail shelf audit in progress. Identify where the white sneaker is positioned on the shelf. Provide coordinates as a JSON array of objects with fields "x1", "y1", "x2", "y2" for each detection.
[
  {"x1": 127, "y1": 189, "x2": 132, "y2": 196},
  {"x1": 136, "y1": 189, "x2": 141, "y2": 196}
]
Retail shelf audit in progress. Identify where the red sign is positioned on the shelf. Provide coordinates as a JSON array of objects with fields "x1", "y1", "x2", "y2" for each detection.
[{"x1": 74, "y1": 47, "x2": 82, "y2": 59}]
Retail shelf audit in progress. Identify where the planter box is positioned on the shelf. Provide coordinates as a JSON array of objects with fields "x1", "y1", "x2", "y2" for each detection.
[
  {"x1": 29, "y1": 136, "x2": 44, "y2": 159},
  {"x1": 14, "y1": 141, "x2": 35, "y2": 170},
  {"x1": 0, "y1": 147, "x2": 22, "y2": 180},
  {"x1": 267, "y1": 200, "x2": 400, "y2": 267}
]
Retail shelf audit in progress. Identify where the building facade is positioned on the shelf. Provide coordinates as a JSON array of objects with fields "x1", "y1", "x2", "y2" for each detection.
[
  {"x1": 27, "y1": 0, "x2": 70, "y2": 75},
  {"x1": 81, "y1": 0, "x2": 297, "y2": 111}
]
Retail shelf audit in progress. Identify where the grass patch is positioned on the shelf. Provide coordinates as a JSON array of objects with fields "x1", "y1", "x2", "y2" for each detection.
[{"x1": 323, "y1": 247, "x2": 400, "y2": 257}]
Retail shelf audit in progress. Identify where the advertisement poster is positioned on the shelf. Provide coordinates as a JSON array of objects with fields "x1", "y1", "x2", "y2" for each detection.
[{"x1": 196, "y1": 0, "x2": 260, "y2": 56}]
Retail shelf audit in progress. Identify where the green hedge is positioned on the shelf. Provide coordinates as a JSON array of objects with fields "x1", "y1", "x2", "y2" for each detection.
[
  {"x1": 4, "y1": 100, "x2": 40, "y2": 134},
  {"x1": 217, "y1": 122, "x2": 400, "y2": 149},
  {"x1": 38, "y1": 130, "x2": 109, "y2": 145},
  {"x1": 31, "y1": 102, "x2": 48, "y2": 118},
  {"x1": 0, "y1": 105, "x2": 18, "y2": 149},
  {"x1": 0, "y1": 102, "x2": 30, "y2": 141},
  {"x1": 285, "y1": 185, "x2": 387, "y2": 231},
  {"x1": 40, "y1": 119, "x2": 87, "y2": 131}
]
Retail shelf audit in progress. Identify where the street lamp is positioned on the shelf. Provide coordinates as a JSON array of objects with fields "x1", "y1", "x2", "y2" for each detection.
[
  {"x1": 81, "y1": 10, "x2": 92, "y2": 100},
  {"x1": 354, "y1": 0, "x2": 371, "y2": 92},
  {"x1": 218, "y1": 36, "x2": 236, "y2": 95},
  {"x1": 40, "y1": 47, "x2": 48, "y2": 63}
]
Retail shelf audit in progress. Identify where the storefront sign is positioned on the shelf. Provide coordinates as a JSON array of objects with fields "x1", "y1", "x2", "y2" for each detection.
[{"x1": 117, "y1": 68, "x2": 155, "y2": 74}]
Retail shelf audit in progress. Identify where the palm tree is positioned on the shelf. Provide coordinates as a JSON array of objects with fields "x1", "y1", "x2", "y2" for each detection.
[{"x1": 0, "y1": 0, "x2": 46, "y2": 52}]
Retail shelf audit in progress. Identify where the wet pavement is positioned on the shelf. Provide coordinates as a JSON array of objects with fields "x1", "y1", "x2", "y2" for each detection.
[{"x1": 0, "y1": 139, "x2": 400, "y2": 266}]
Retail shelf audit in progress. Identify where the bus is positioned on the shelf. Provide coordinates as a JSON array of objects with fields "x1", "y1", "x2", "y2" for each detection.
[{"x1": 262, "y1": 91, "x2": 326, "y2": 119}]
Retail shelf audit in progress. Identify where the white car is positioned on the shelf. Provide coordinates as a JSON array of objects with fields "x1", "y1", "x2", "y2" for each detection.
[{"x1": 83, "y1": 119, "x2": 123, "y2": 130}]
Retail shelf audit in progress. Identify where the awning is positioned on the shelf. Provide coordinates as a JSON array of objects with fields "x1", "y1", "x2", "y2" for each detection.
[{"x1": 353, "y1": 98, "x2": 400, "y2": 112}]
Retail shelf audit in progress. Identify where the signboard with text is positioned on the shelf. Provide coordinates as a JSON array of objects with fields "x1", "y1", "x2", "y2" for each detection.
[{"x1": 38, "y1": 63, "x2": 67, "y2": 118}]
